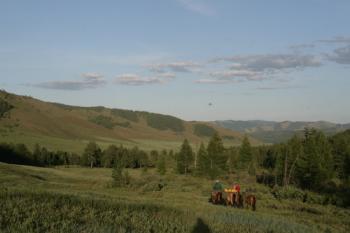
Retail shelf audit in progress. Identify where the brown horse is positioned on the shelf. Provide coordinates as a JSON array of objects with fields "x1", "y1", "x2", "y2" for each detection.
[
  {"x1": 226, "y1": 192, "x2": 235, "y2": 206},
  {"x1": 236, "y1": 192, "x2": 244, "y2": 208},
  {"x1": 245, "y1": 194, "x2": 256, "y2": 211},
  {"x1": 226, "y1": 192, "x2": 244, "y2": 208},
  {"x1": 211, "y1": 191, "x2": 223, "y2": 205}
]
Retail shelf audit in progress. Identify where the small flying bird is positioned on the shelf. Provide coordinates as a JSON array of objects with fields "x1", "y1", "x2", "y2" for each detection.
[{"x1": 208, "y1": 102, "x2": 213, "y2": 106}]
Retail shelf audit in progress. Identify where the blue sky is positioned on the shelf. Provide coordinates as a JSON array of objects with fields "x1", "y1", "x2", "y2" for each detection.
[{"x1": 1, "y1": 0, "x2": 350, "y2": 123}]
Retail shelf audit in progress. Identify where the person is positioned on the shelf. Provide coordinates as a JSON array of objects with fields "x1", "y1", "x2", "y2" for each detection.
[
  {"x1": 213, "y1": 180, "x2": 223, "y2": 191},
  {"x1": 234, "y1": 183, "x2": 241, "y2": 193},
  {"x1": 234, "y1": 183, "x2": 242, "y2": 207},
  {"x1": 212, "y1": 180, "x2": 223, "y2": 202}
]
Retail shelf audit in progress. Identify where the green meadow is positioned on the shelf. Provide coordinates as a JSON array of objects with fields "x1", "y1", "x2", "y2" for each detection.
[{"x1": 1, "y1": 162, "x2": 349, "y2": 233}]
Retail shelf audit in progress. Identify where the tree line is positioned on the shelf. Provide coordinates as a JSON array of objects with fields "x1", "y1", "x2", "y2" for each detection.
[
  {"x1": 174, "y1": 129, "x2": 350, "y2": 207},
  {"x1": 0, "y1": 142, "x2": 170, "y2": 169},
  {"x1": 1, "y1": 128, "x2": 349, "y2": 206}
]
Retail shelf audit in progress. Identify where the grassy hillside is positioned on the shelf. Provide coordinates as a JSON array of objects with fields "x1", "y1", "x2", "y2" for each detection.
[
  {"x1": 1, "y1": 162, "x2": 349, "y2": 232},
  {"x1": 0, "y1": 90, "x2": 259, "y2": 153},
  {"x1": 214, "y1": 120, "x2": 350, "y2": 143}
]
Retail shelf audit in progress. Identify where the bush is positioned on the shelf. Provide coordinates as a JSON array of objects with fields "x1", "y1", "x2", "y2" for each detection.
[
  {"x1": 111, "y1": 109, "x2": 139, "y2": 122},
  {"x1": 140, "y1": 112, "x2": 184, "y2": 132},
  {"x1": 0, "y1": 98, "x2": 13, "y2": 118},
  {"x1": 193, "y1": 124, "x2": 217, "y2": 137},
  {"x1": 89, "y1": 115, "x2": 116, "y2": 129},
  {"x1": 112, "y1": 165, "x2": 131, "y2": 187},
  {"x1": 271, "y1": 186, "x2": 305, "y2": 201}
]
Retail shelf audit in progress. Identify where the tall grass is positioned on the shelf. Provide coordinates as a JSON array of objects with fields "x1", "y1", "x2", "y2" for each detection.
[{"x1": 0, "y1": 188, "x2": 321, "y2": 233}]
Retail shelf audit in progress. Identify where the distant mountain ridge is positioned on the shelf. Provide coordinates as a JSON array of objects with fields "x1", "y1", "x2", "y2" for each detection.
[
  {"x1": 214, "y1": 120, "x2": 350, "y2": 143},
  {"x1": 0, "y1": 90, "x2": 259, "y2": 152}
]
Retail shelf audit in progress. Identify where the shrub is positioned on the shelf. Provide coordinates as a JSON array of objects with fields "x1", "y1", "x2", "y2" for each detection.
[
  {"x1": 89, "y1": 115, "x2": 116, "y2": 129},
  {"x1": 193, "y1": 124, "x2": 217, "y2": 137},
  {"x1": 0, "y1": 98, "x2": 13, "y2": 118},
  {"x1": 140, "y1": 112, "x2": 184, "y2": 132},
  {"x1": 111, "y1": 109, "x2": 138, "y2": 122}
]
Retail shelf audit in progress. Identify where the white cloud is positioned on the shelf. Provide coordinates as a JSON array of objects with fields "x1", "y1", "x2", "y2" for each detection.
[
  {"x1": 195, "y1": 79, "x2": 230, "y2": 84},
  {"x1": 115, "y1": 74, "x2": 165, "y2": 86},
  {"x1": 30, "y1": 73, "x2": 106, "y2": 90},
  {"x1": 148, "y1": 61, "x2": 201, "y2": 73},
  {"x1": 156, "y1": 72, "x2": 176, "y2": 79},
  {"x1": 177, "y1": 0, "x2": 216, "y2": 16},
  {"x1": 215, "y1": 54, "x2": 321, "y2": 72}
]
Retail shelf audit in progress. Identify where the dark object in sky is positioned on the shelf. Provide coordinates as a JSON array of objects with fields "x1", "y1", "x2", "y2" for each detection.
[{"x1": 208, "y1": 103, "x2": 213, "y2": 106}]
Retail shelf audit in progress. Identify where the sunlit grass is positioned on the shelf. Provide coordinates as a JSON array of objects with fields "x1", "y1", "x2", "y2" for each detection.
[{"x1": 1, "y1": 162, "x2": 349, "y2": 232}]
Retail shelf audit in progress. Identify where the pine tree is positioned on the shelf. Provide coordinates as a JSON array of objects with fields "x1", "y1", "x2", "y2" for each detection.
[
  {"x1": 196, "y1": 143, "x2": 209, "y2": 176},
  {"x1": 295, "y1": 129, "x2": 334, "y2": 190},
  {"x1": 239, "y1": 136, "x2": 252, "y2": 169},
  {"x1": 276, "y1": 135, "x2": 303, "y2": 186},
  {"x1": 176, "y1": 139, "x2": 194, "y2": 174},
  {"x1": 207, "y1": 133, "x2": 226, "y2": 178},
  {"x1": 248, "y1": 161, "x2": 256, "y2": 176},
  {"x1": 157, "y1": 154, "x2": 167, "y2": 175},
  {"x1": 226, "y1": 147, "x2": 239, "y2": 174}
]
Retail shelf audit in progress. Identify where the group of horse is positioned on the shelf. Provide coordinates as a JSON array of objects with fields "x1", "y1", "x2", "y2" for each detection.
[{"x1": 210, "y1": 191, "x2": 256, "y2": 211}]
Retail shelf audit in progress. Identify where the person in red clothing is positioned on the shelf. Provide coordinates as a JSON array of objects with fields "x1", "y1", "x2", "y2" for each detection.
[
  {"x1": 234, "y1": 183, "x2": 241, "y2": 193},
  {"x1": 234, "y1": 183, "x2": 242, "y2": 207}
]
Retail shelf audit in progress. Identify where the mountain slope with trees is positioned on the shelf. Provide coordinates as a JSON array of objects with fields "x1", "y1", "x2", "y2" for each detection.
[
  {"x1": 214, "y1": 120, "x2": 350, "y2": 143},
  {"x1": 0, "y1": 90, "x2": 259, "y2": 152}
]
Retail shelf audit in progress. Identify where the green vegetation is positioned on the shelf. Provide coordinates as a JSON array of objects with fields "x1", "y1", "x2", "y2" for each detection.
[
  {"x1": 111, "y1": 109, "x2": 139, "y2": 122},
  {"x1": 89, "y1": 115, "x2": 116, "y2": 129},
  {"x1": 193, "y1": 123, "x2": 217, "y2": 137},
  {"x1": 176, "y1": 139, "x2": 194, "y2": 174},
  {"x1": 140, "y1": 112, "x2": 185, "y2": 132},
  {"x1": 115, "y1": 121, "x2": 131, "y2": 128},
  {"x1": 1, "y1": 91, "x2": 350, "y2": 232},
  {"x1": 206, "y1": 133, "x2": 227, "y2": 178},
  {"x1": 0, "y1": 98, "x2": 13, "y2": 118},
  {"x1": 239, "y1": 136, "x2": 253, "y2": 169},
  {"x1": 1, "y1": 162, "x2": 349, "y2": 233},
  {"x1": 81, "y1": 141, "x2": 102, "y2": 168},
  {"x1": 215, "y1": 120, "x2": 350, "y2": 143},
  {"x1": 0, "y1": 91, "x2": 249, "y2": 153},
  {"x1": 157, "y1": 153, "x2": 167, "y2": 175}
]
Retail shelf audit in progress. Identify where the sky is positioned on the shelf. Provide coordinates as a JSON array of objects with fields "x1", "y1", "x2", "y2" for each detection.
[{"x1": 1, "y1": 0, "x2": 350, "y2": 123}]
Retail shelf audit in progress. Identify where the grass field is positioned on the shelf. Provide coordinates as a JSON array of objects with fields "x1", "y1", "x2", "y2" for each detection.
[
  {"x1": 0, "y1": 130, "x2": 245, "y2": 154},
  {"x1": 1, "y1": 162, "x2": 349, "y2": 233}
]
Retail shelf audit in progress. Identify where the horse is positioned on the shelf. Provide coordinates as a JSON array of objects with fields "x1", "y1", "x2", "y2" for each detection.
[
  {"x1": 211, "y1": 191, "x2": 223, "y2": 205},
  {"x1": 226, "y1": 192, "x2": 235, "y2": 206},
  {"x1": 226, "y1": 191, "x2": 244, "y2": 208},
  {"x1": 236, "y1": 192, "x2": 244, "y2": 208},
  {"x1": 244, "y1": 194, "x2": 256, "y2": 211}
]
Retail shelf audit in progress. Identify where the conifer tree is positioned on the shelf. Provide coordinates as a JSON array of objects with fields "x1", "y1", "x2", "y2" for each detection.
[
  {"x1": 207, "y1": 133, "x2": 226, "y2": 178},
  {"x1": 196, "y1": 143, "x2": 209, "y2": 176},
  {"x1": 239, "y1": 136, "x2": 253, "y2": 169},
  {"x1": 157, "y1": 154, "x2": 167, "y2": 175},
  {"x1": 176, "y1": 139, "x2": 194, "y2": 174}
]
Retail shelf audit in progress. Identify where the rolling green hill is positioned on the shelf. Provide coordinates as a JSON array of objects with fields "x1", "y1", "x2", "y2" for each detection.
[
  {"x1": 214, "y1": 120, "x2": 350, "y2": 144},
  {"x1": 0, "y1": 90, "x2": 259, "y2": 153}
]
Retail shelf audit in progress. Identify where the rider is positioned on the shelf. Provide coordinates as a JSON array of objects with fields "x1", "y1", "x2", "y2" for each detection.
[
  {"x1": 234, "y1": 183, "x2": 241, "y2": 193},
  {"x1": 233, "y1": 182, "x2": 241, "y2": 207},
  {"x1": 212, "y1": 180, "x2": 223, "y2": 200}
]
